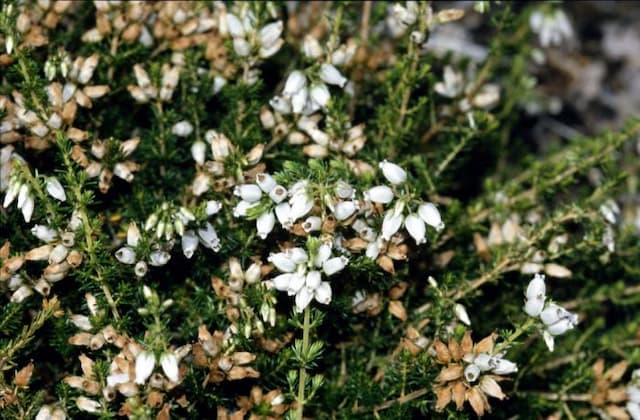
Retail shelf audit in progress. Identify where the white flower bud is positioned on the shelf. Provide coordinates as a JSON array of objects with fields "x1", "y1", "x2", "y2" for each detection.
[
  {"x1": 295, "y1": 287, "x2": 314, "y2": 312},
  {"x1": 525, "y1": 273, "x2": 546, "y2": 300},
  {"x1": 172, "y1": 121, "x2": 193, "y2": 137},
  {"x1": 291, "y1": 87, "x2": 308, "y2": 114},
  {"x1": 302, "y1": 35, "x2": 323, "y2": 58},
  {"x1": 21, "y1": 194, "x2": 34, "y2": 222},
  {"x1": 492, "y1": 358, "x2": 518, "y2": 375},
  {"x1": 268, "y1": 252, "x2": 297, "y2": 273},
  {"x1": 626, "y1": 402, "x2": 640, "y2": 420},
  {"x1": 272, "y1": 273, "x2": 292, "y2": 291},
  {"x1": 49, "y1": 244, "x2": 69, "y2": 264},
  {"x1": 318, "y1": 64, "x2": 347, "y2": 88},
  {"x1": 226, "y1": 13, "x2": 245, "y2": 38},
  {"x1": 284, "y1": 70, "x2": 307, "y2": 96},
  {"x1": 160, "y1": 352, "x2": 179, "y2": 383},
  {"x1": 6, "y1": 35, "x2": 14, "y2": 55},
  {"x1": 454, "y1": 303, "x2": 471, "y2": 326},
  {"x1": 181, "y1": 230, "x2": 199, "y2": 259},
  {"x1": 256, "y1": 173, "x2": 277, "y2": 193},
  {"x1": 256, "y1": 211, "x2": 276, "y2": 239},
  {"x1": 540, "y1": 303, "x2": 574, "y2": 326},
  {"x1": 232, "y1": 38, "x2": 251, "y2": 56},
  {"x1": 405, "y1": 214, "x2": 427, "y2": 245},
  {"x1": 190, "y1": 141, "x2": 206, "y2": 165},
  {"x1": 124, "y1": 223, "x2": 140, "y2": 248},
  {"x1": 303, "y1": 216, "x2": 322, "y2": 232},
  {"x1": 245, "y1": 262, "x2": 262, "y2": 284},
  {"x1": 335, "y1": 181, "x2": 355, "y2": 199},
  {"x1": 78, "y1": 54, "x2": 99, "y2": 84},
  {"x1": 366, "y1": 240, "x2": 380, "y2": 259},
  {"x1": 524, "y1": 297, "x2": 545, "y2": 317},
  {"x1": 309, "y1": 83, "x2": 331, "y2": 108},
  {"x1": 305, "y1": 270, "x2": 322, "y2": 289},
  {"x1": 3, "y1": 181, "x2": 20, "y2": 208},
  {"x1": 134, "y1": 260, "x2": 148, "y2": 277},
  {"x1": 335, "y1": 200, "x2": 359, "y2": 221},
  {"x1": 269, "y1": 96, "x2": 291, "y2": 114},
  {"x1": 546, "y1": 318, "x2": 572, "y2": 336},
  {"x1": 149, "y1": 250, "x2": 170, "y2": 266},
  {"x1": 259, "y1": 21, "x2": 283, "y2": 47},
  {"x1": 46, "y1": 177, "x2": 66, "y2": 202},
  {"x1": 323, "y1": 256, "x2": 348, "y2": 276},
  {"x1": 197, "y1": 223, "x2": 220, "y2": 251},
  {"x1": 11, "y1": 285, "x2": 33, "y2": 303},
  {"x1": 382, "y1": 207, "x2": 404, "y2": 241},
  {"x1": 418, "y1": 202, "x2": 445, "y2": 231},
  {"x1": 17, "y1": 184, "x2": 30, "y2": 209},
  {"x1": 31, "y1": 225, "x2": 58, "y2": 242},
  {"x1": 274, "y1": 202, "x2": 292, "y2": 226},
  {"x1": 464, "y1": 363, "x2": 481, "y2": 382},
  {"x1": 379, "y1": 160, "x2": 407, "y2": 185},
  {"x1": 364, "y1": 185, "x2": 394, "y2": 204},
  {"x1": 314, "y1": 243, "x2": 332, "y2": 267},
  {"x1": 314, "y1": 281, "x2": 332, "y2": 305},
  {"x1": 134, "y1": 351, "x2": 155, "y2": 384},
  {"x1": 289, "y1": 191, "x2": 313, "y2": 222},
  {"x1": 234, "y1": 184, "x2": 262, "y2": 203}
]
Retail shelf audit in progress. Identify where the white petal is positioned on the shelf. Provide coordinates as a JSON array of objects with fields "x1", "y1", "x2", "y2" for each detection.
[
  {"x1": 309, "y1": 83, "x2": 330, "y2": 108},
  {"x1": 115, "y1": 247, "x2": 136, "y2": 264},
  {"x1": 314, "y1": 281, "x2": 332, "y2": 305},
  {"x1": 256, "y1": 173, "x2": 276, "y2": 193},
  {"x1": 226, "y1": 13, "x2": 245, "y2": 38},
  {"x1": 283, "y1": 70, "x2": 307, "y2": 96},
  {"x1": 149, "y1": 250, "x2": 170, "y2": 266},
  {"x1": 268, "y1": 252, "x2": 297, "y2": 273},
  {"x1": 256, "y1": 211, "x2": 276, "y2": 239},
  {"x1": 491, "y1": 358, "x2": 518, "y2": 375},
  {"x1": 305, "y1": 270, "x2": 321, "y2": 289},
  {"x1": 318, "y1": 63, "x2": 347, "y2": 87},
  {"x1": 335, "y1": 200, "x2": 358, "y2": 221},
  {"x1": 378, "y1": 160, "x2": 406, "y2": 185},
  {"x1": 191, "y1": 141, "x2": 206, "y2": 165},
  {"x1": 314, "y1": 243, "x2": 332, "y2": 267},
  {"x1": 45, "y1": 177, "x2": 66, "y2": 202},
  {"x1": 287, "y1": 274, "x2": 306, "y2": 296},
  {"x1": 524, "y1": 297, "x2": 545, "y2": 317},
  {"x1": 364, "y1": 185, "x2": 394, "y2": 204},
  {"x1": 233, "y1": 184, "x2": 262, "y2": 203},
  {"x1": 295, "y1": 287, "x2": 313, "y2": 312},
  {"x1": 275, "y1": 202, "x2": 292, "y2": 226},
  {"x1": 418, "y1": 202, "x2": 444, "y2": 231},
  {"x1": 160, "y1": 353, "x2": 179, "y2": 383},
  {"x1": 542, "y1": 330, "x2": 555, "y2": 352},
  {"x1": 181, "y1": 230, "x2": 199, "y2": 258},
  {"x1": 381, "y1": 209, "x2": 403, "y2": 240},
  {"x1": 259, "y1": 21, "x2": 283, "y2": 47},
  {"x1": 134, "y1": 351, "x2": 155, "y2": 384},
  {"x1": 272, "y1": 273, "x2": 292, "y2": 291},
  {"x1": 405, "y1": 214, "x2": 426, "y2": 244},
  {"x1": 454, "y1": 303, "x2": 471, "y2": 326},
  {"x1": 323, "y1": 256, "x2": 348, "y2": 276}
]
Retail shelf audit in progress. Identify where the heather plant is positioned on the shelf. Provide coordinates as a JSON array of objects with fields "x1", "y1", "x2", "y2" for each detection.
[{"x1": 1, "y1": 1, "x2": 639, "y2": 419}]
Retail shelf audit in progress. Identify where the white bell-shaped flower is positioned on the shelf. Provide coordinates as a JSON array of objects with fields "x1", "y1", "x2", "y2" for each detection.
[
  {"x1": 525, "y1": 273, "x2": 546, "y2": 300},
  {"x1": 181, "y1": 230, "x2": 199, "y2": 258},
  {"x1": 234, "y1": 184, "x2": 262, "y2": 203},
  {"x1": 256, "y1": 211, "x2": 276, "y2": 239},
  {"x1": 418, "y1": 202, "x2": 445, "y2": 231},
  {"x1": 318, "y1": 64, "x2": 347, "y2": 87},
  {"x1": 160, "y1": 352, "x2": 179, "y2": 383},
  {"x1": 284, "y1": 70, "x2": 307, "y2": 96},
  {"x1": 115, "y1": 247, "x2": 136, "y2": 264},
  {"x1": 335, "y1": 200, "x2": 358, "y2": 221},
  {"x1": 323, "y1": 256, "x2": 348, "y2": 276},
  {"x1": 134, "y1": 351, "x2": 155, "y2": 384},
  {"x1": 405, "y1": 214, "x2": 426, "y2": 244},
  {"x1": 364, "y1": 185, "x2": 394, "y2": 204},
  {"x1": 191, "y1": 141, "x2": 206, "y2": 165},
  {"x1": 379, "y1": 160, "x2": 406, "y2": 185},
  {"x1": 45, "y1": 177, "x2": 66, "y2": 202}
]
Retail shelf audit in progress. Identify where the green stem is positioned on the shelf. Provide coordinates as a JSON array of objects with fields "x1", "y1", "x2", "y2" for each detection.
[
  {"x1": 494, "y1": 317, "x2": 536, "y2": 354},
  {"x1": 296, "y1": 306, "x2": 311, "y2": 420}
]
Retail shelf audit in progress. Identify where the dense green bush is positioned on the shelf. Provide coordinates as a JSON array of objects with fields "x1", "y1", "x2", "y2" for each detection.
[{"x1": 1, "y1": 1, "x2": 639, "y2": 419}]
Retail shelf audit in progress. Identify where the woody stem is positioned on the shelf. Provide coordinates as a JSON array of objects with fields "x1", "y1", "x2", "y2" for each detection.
[{"x1": 296, "y1": 306, "x2": 311, "y2": 420}]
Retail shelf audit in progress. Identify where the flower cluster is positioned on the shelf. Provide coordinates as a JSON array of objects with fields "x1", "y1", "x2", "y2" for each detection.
[
  {"x1": 433, "y1": 331, "x2": 517, "y2": 417},
  {"x1": 523, "y1": 274, "x2": 578, "y2": 351}
]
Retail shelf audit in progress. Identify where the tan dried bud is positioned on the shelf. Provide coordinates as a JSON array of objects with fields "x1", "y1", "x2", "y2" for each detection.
[
  {"x1": 389, "y1": 282, "x2": 408, "y2": 300},
  {"x1": 303, "y1": 144, "x2": 328, "y2": 158},
  {"x1": 480, "y1": 376, "x2": 505, "y2": 400},
  {"x1": 69, "y1": 332, "x2": 92, "y2": 346},
  {"x1": 66, "y1": 250, "x2": 83, "y2": 267},
  {"x1": 433, "y1": 340, "x2": 451, "y2": 363},
  {"x1": 117, "y1": 382, "x2": 138, "y2": 397},
  {"x1": 101, "y1": 325, "x2": 117, "y2": 343},
  {"x1": 4, "y1": 255, "x2": 25, "y2": 271},
  {"x1": 71, "y1": 145, "x2": 89, "y2": 166},
  {"x1": 14, "y1": 363, "x2": 34, "y2": 387},
  {"x1": 26, "y1": 245, "x2": 53, "y2": 261},
  {"x1": 147, "y1": 390, "x2": 164, "y2": 408},
  {"x1": 437, "y1": 9, "x2": 465, "y2": 23},
  {"x1": 466, "y1": 386, "x2": 488, "y2": 417},
  {"x1": 231, "y1": 352, "x2": 255, "y2": 365},
  {"x1": 122, "y1": 23, "x2": 142, "y2": 42},
  {"x1": 83, "y1": 85, "x2": 110, "y2": 99},
  {"x1": 89, "y1": 333, "x2": 105, "y2": 350},
  {"x1": 74, "y1": 89, "x2": 92, "y2": 108},
  {"x1": 217, "y1": 356, "x2": 233, "y2": 372},
  {"x1": 436, "y1": 365, "x2": 463, "y2": 383},
  {"x1": 0, "y1": 241, "x2": 10, "y2": 259},
  {"x1": 388, "y1": 300, "x2": 407, "y2": 321},
  {"x1": 435, "y1": 386, "x2": 452, "y2": 412},
  {"x1": 544, "y1": 263, "x2": 572, "y2": 278},
  {"x1": 245, "y1": 144, "x2": 264, "y2": 165},
  {"x1": 121, "y1": 137, "x2": 140, "y2": 156},
  {"x1": 473, "y1": 232, "x2": 491, "y2": 262},
  {"x1": 99, "y1": 168, "x2": 113, "y2": 193},
  {"x1": 34, "y1": 277, "x2": 51, "y2": 296},
  {"x1": 64, "y1": 375, "x2": 85, "y2": 390},
  {"x1": 377, "y1": 255, "x2": 395, "y2": 274}
]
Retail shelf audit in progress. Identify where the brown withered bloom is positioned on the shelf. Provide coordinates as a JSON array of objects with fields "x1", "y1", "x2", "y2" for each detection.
[
  {"x1": 432, "y1": 331, "x2": 514, "y2": 417},
  {"x1": 590, "y1": 358, "x2": 630, "y2": 420}
]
